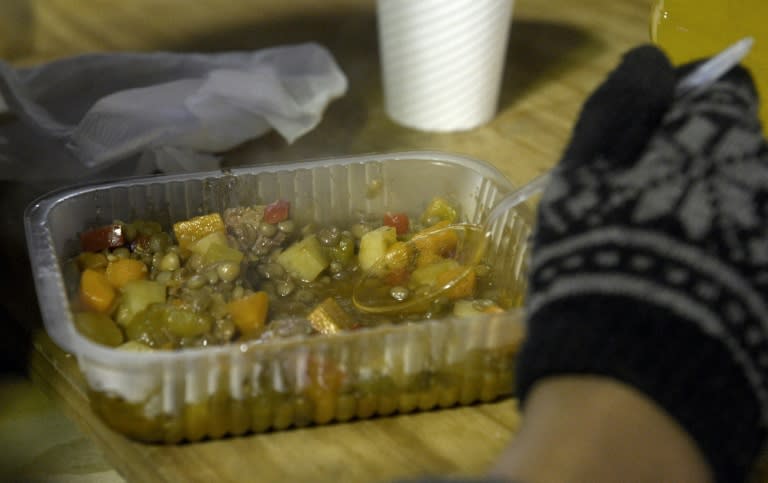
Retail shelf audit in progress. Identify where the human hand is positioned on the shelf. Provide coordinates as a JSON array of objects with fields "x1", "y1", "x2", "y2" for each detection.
[{"x1": 516, "y1": 44, "x2": 768, "y2": 482}]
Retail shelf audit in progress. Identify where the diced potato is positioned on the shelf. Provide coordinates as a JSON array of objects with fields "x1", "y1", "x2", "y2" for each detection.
[
  {"x1": 227, "y1": 291, "x2": 269, "y2": 336},
  {"x1": 116, "y1": 280, "x2": 167, "y2": 326},
  {"x1": 173, "y1": 213, "x2": 225, "y2": 250},
  {"x1": 79, "y1": 269, "x2": 116, "y2": 313},
  {"x1": 117, "y1": 340, "x2": 155, "y2": 352},
  {"x1": 73, "y1": 311, "x2": 124, "y2": 347},
  {"x1": 453, "y1": 300, "x2": 481, "y2": 318},
  {"x1": 105, "y1": 258, "x2": 148, "y2": 289},
  {"x1": 187, "y1": 230, "x2": 229, "y2": 256},
  {"x1": 123, "y1": 305, "x2": 173, "y2": 349},
  {"x1": 165, "y1": 307, "x2": 213, "y2": 338},
  {"x1": 358, "y1": 226, "x2": 397, "y2": 272},
  {"x1": 307, "y1": 297, "x2": 355, "y2": 335},
  {"x1": 421, "y1": 197, "x2": 458, "y2": 225},
  {"x1": 410, "y1": 259, "x2": 462, "y2": 288},
  {"x1": 277, "y1": 235, "x2": 329, "y2": 282},
  {"x1": 203, "y1": 242, "x2": 244, "y2": 267},
  {"x1": 453, "y1": 300, "x2": 504, "y2": 317}
]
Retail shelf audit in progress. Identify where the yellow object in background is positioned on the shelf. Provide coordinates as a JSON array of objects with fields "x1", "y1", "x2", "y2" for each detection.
[{"x1": 651, "y1": 0, "x2": 768, "y2": 132}]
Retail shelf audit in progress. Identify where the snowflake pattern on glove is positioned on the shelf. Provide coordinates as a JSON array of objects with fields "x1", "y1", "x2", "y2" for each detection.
[{"x1": 528, "y1": 73, "x2": 768, "y2": 422}]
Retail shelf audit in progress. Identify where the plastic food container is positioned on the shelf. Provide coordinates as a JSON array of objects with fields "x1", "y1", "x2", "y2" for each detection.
[{"x1": 24, "y1": 151, "x2": 535, "y2": 443}]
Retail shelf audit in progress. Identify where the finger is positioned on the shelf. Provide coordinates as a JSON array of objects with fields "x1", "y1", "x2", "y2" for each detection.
[{"x1": 561, "y1": 45, "x2": 676, "y2": 168}]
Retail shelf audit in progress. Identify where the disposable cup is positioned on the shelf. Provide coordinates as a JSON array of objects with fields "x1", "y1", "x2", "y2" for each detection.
[{"x1": 377, "y1": 0, "x2": 514, "y2": 132}]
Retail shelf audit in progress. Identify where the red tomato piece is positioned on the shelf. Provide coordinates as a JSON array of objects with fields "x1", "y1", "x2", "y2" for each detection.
[
  {"x1": 383, "y1": 212, "x2": 410, "y2": 235},
  {"x1": 80, "y1": 224, "x2": 125, "y2": 252},
  {"x1": 263, "y1": 200, "x2": 290, "y2": 224}
]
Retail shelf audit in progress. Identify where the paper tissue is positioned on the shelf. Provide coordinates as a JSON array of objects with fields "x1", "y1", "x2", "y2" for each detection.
[{"x1": 0, "y1": 43, "x2": 348, "y2": 181}]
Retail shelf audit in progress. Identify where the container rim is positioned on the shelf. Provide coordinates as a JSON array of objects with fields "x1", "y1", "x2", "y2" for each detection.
[{"x1": 24, "y1": 150, "x2": 511, "y2": 210}]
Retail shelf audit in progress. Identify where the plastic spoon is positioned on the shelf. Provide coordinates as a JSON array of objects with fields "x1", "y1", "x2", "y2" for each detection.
[
  {"x1": 352, "y1": 174, "x2": 549, "y2": 315},
  {"x1": 352, "y1": 37, "x2": 754, "y2": 315}
]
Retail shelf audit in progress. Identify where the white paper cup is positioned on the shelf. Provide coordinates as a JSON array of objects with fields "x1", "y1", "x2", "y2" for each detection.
[{"x1": 377, "y1": 0, "x2": 514, "y2": 132}]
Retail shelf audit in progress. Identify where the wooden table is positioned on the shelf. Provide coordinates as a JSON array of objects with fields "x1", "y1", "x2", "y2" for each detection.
[{"x1": 3, "y1": 0, "x2": 650, "y2": 481}]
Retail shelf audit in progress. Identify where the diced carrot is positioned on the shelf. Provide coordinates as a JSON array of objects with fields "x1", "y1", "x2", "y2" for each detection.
[
  {"x1": 412, "y1": 221, "x2": 459, "y2": 258},
  {"x1": 79, "y1": 268, "x2": 116, "y2": 313},
  {"x1": 383, "y1": 241, "x2": 413, "y2": 272},
  {"x1": 415, "y1": 248, "x2": 446, "y2": 269},
  {"x1": 172, "y1": 213, "x2": 225, "y2": 250},
  {"x1": 105, "y1": 258, "x2": 148, "y2": 289},
  {"x1": 435, "y1": 266, "x2": 476, "y2": 300},
  {"x1": 305, "y1": 355, "x2": 346, "y2": 424},
  {"x1": 306, "y1": 355, "x2": 345, "y2": 393},
  {"x1": 482, "y1": 305, "x2": 505, "y2": 314},
  {"x1": 227, "y1": 291, "x2": 269, "y2": 335},
  {"x1": 384, "y1": 267, "x2": 410, "y2": 287}
]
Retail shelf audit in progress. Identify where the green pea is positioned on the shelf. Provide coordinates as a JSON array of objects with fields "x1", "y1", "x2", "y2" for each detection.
[
  {"x1": 329, "y1": 232, "x2": 355, "y2": 266},
  {"x1": 217, "y1": 262, "x2": 241, "y2": 282}
]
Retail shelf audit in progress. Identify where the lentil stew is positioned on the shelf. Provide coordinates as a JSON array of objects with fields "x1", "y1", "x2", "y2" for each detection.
[{"x1": 71, "y1": 197, "x2": 516, "y2": 351}]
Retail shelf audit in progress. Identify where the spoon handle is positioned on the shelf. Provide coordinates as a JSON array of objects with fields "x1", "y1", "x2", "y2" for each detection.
[
  {"x1": 675, "y1": 37, "x2": 753, "y2": 98},
  {"x1": 485, "y1": 173, "x2": 551, "y2": 227}
]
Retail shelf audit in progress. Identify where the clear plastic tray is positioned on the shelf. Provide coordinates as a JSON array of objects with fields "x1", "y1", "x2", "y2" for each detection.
[{"x1": 24, "y1": 151, "x2": 534, "y2": 442}]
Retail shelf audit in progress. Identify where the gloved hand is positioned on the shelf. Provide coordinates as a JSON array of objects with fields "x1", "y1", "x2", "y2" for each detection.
[{"x1": 517, "y1": 45, "x2": 768, "y2": 483}]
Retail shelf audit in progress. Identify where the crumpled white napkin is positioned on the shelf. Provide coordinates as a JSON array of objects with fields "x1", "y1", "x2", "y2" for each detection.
[{"x1": 0, "y1": 42, "x2": 348, "y2": 181}]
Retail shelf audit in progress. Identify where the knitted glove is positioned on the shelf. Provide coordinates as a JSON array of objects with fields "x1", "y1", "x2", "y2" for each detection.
[{"x1": 516, "y1": 45, "x2": 768, "y2": 482}]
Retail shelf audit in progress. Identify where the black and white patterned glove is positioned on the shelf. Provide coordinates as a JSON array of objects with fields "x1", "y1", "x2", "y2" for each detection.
[{"x1": 516, "y1": 45, "x2": 768, "y2": 482}]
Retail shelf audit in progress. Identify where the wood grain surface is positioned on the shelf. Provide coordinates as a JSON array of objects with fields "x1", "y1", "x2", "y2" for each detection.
[{"x1": 4, "y1": 0, "x2": 651, "y2": 482}]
